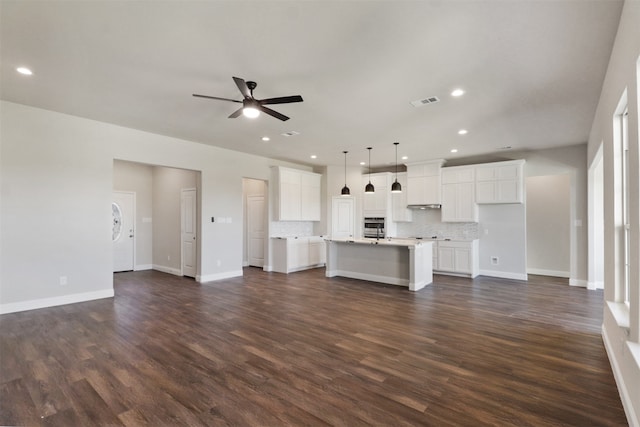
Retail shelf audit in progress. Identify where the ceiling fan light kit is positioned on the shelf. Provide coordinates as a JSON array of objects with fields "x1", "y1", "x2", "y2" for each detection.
[{"x1": 193, "y1": 76, "x2": 303, "y2": 121}]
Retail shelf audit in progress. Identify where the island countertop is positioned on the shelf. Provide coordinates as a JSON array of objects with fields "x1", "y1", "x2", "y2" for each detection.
[
  {"x1": 325, "y1": 237, "x2": 434, "y2": 247},
  {"x1": 325, "y1": 238, "x2": 433, "y2": 291}
]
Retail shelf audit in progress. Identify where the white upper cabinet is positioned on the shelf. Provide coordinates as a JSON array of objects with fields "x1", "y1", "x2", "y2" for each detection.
[
  {"x1": 362, "y1": 172, "x2": 392, "y2": 217},
  {"x1": 274, "y1": 167, "x2": 321, "y2": 221},
  {"x1": 475, "y1": 160, "x2": 525, "y2": 204},
  {"x1": 406, "y1": 159, "x2": 445, "y2": 206},
  {"x1": 441, "y1": 166, "x2": 478, "y2": 222},
  {"x1": 300, "y1": 172, "x2": 321, "y2": 220}
]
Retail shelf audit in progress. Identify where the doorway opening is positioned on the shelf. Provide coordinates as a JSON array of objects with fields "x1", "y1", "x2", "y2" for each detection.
[
  {"x1": 113, "y1": 160, "x2": 201, "y2": 279},
  {"x1": 526, "y1": 174, "x2": 571, "y2": 278}
]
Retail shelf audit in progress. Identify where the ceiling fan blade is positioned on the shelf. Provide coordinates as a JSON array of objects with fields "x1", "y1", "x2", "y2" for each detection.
[
  {"x1": 233, "y1": 76, "x2": 251, "y2": 99},
  {"x1": 193, "y1": 94, "x2": 242, "y2": 103},
  {"x1": 259, "y1": 95, "x2": 304, "y2": 105},
  {"x1": 228, "y1": 108, "x2": 244, "y2": 118},
  {"x1": 259, "y1": 106, "x2": 290, "y2": 121}
]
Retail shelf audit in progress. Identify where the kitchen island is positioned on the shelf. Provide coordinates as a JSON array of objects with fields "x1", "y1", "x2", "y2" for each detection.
[{"x1": 325, "y1": 238, "x2": 433, "y2": 291}]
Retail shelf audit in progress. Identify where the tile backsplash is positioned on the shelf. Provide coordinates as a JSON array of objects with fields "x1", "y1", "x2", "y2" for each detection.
[
  {"x1": 395, "y1": 209, "x2": 479, "y2": 240},
  {"x1": 270, "y1": 221, "x2": 314, "y2": 237}
]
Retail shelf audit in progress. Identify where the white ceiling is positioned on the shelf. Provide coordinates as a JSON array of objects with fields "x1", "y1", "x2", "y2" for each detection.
[{"x1": 0, "y1": 0, "x2": 623, "y2": 168}]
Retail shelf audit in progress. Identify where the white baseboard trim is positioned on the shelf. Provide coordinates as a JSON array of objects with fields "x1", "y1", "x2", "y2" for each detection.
[
  {"x1": 602, "y1": 325, "x2": 639, "y2": 427},
  {"x1": 569, "y1": 278, "x2": 588, "y2": 288},
  {"x1": 0, "y1": 288, "x2": 115, "y2": 315},
  {"x1": 198, "y1": 270, "x2": 243, "y2": 283},
  {"x1": 527, "y1": 268, "x2": 570, "y2": 278},
  {"x1": 134, "y1": 264, "x2": 153, "y2": 271},
  {"x1": 263, "y1": 265, "x2": 273, "y2": 272},
  {"x1": 588, "y1": 281, "x2": 604, "y2": 290},
  {"x1": 152, "y1": 264, "x2": 182, "y2": 276},
  {"x1": 242, "y1": 261, "x2": 250, "y2": 267},
  {"x1": 479, "y1": 270, "x2": 528, "y2": 281}
]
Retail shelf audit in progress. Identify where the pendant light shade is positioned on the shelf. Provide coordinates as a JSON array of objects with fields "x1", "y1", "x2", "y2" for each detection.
[
  {"x1": 391, "y1": 142, "x2": 402, "y2": 193},
  {"x1": 365, "y1": 147, "x2": 375, "y2": 193},
  {"x1": 341, "y1": 151, "x2": 350, "y2": 196}
]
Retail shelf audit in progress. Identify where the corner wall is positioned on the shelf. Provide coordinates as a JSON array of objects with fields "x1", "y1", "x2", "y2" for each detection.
[
  {"x1": 587, "y1": 1, "x2": 640, "y2": 425},
  {"x1": 0, "y1": 100, "x2": 312, "y2": 313}
]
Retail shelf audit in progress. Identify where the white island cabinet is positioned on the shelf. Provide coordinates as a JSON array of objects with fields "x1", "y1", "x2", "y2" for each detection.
[
  {"x1": 272, "y1": 236, "x2": 326, "y2": 273},
  {"x1": 325, "y1": 239, "x2": 433, "y2": 291}
]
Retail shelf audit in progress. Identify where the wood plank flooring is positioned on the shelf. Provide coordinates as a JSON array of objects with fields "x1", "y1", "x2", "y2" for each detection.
[{"x1": 0, "y1": 268, "x2": 628, "y2": 426}]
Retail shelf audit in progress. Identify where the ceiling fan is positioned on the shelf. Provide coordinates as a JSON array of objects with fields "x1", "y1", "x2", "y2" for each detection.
[{"x1": 193, "y1": 77, "x2": 303, "y2": 121}]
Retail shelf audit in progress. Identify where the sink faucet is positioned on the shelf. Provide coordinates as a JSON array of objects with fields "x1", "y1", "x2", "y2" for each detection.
[{"x1": 376, "y1": 226, "x2": 380, "y2": 241}]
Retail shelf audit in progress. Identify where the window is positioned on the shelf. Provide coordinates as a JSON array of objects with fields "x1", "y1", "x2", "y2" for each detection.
[
  {"x1": 613, "y1": 98, "x2": 630, "y2": 306},
  {"x1": 621, "y1": 108, "x2": 630, "y2": 304}
]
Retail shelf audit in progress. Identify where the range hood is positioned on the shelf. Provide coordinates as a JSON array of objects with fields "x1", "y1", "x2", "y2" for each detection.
[{"x1": 407, "y1": 204, "x2": 441, "y2": 209}]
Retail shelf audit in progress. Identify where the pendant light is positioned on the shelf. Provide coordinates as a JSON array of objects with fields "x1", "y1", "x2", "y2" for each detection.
[
  {"x1": 365, "y1": 147, "x2": 375, "y2": 193},
  {"x1": 391, "y1": 142, "x2": 402, "y2": 193},
  {"x1": 341, "y1": 151, "x2": 351, "y2": 196}
]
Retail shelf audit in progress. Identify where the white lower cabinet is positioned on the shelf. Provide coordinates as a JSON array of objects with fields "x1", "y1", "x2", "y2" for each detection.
[
  {"x1": 272, "y1": 237, "x2": 326, "y2": 273},
  {"x1": 434, "y1": 240, "x2": 479, "y2": 278}
]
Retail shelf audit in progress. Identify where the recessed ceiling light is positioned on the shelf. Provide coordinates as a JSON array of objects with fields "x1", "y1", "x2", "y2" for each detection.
[
  {"x1": 451, "y1": 149, "x2": 458, "y2": 153},
  {"x1": 359, "y1": 161, "x2": 366, "y2": 166},
  {"x1": 16, "y1": 67, "x2": 33, "y2": 75},
  {"x1": 401, "y1": 156, "x2": 408, "y2": 160},
  {"x1": 261, "y1": 136, "x2": 270, "y2": 142},
  {"x1": 458, "y1": 129, "x2": 468, "y2": 135},
  {"x1": 451, "y1": 88, "x2": 465, "y2": 97},
  {"x1": 310, "y1": 155, "x2": 317, "y2": 159}
]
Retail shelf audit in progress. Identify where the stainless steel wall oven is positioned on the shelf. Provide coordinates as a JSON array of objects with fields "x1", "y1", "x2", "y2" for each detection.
[{"x1": 363, "y1": 217, "x2": 385, "y2": 239}]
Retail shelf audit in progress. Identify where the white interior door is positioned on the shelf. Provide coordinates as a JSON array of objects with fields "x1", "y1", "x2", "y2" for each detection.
[
  {"x1": 332, "y1": 196, "x2": 355, "y2": 239},
  {"x1": 181, "y1": 188, "x2": 197, "y2": 278},
  {"x1": 113, "y1": 191, "x2": 135, "y2": 272},
  {"x1": 247, "y1": 195, "x2": 266, "y2": 267}
]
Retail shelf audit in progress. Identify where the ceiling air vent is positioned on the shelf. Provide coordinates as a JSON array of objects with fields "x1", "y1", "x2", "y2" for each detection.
[
  {"x1": 410, "y1": 96, "x2": 440, "y2": 107},
  {"x1": 281, "y1": 131, "x2": 300, "y2": 137}
]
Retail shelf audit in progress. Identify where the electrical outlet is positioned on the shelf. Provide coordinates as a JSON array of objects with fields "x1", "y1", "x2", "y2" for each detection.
[
  {"x1": 59, "y1": 276, "x2": 68, "y2": 286},
  {"x1": 167, "y1": 255, "x2": 171, "y2": 261},
  {"x1": 216, "y1": 259, "x2": 221, "y2": 267},
  {"x1": 491, "y1": 256, "x2": 499, "y2": 265}
]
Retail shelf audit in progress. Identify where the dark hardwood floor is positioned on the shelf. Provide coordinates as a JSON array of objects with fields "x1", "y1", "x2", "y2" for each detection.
[{"x1": 0, "y1": 268, "x2": 628, "y2": 426}]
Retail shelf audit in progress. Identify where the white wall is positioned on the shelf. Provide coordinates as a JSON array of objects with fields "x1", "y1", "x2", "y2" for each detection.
[
  {"x1": 113, "y1": 160, "x2": 153, "y2": 269},
  {"x1": 0, "y1": 100, "x2": 310, "y2": 312},
  {"x1": 1, "y1": 102, "x2": 114, "y2": 312},
  {"x1": 478, "y1": 204, "x2": 527, "y2": 280},
  {"x1": 526, "y1": 174, "x2": 571, "y2": 277},
  {"x1": 586, "y1": 1, "x2": 640, "y2": 425}
]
